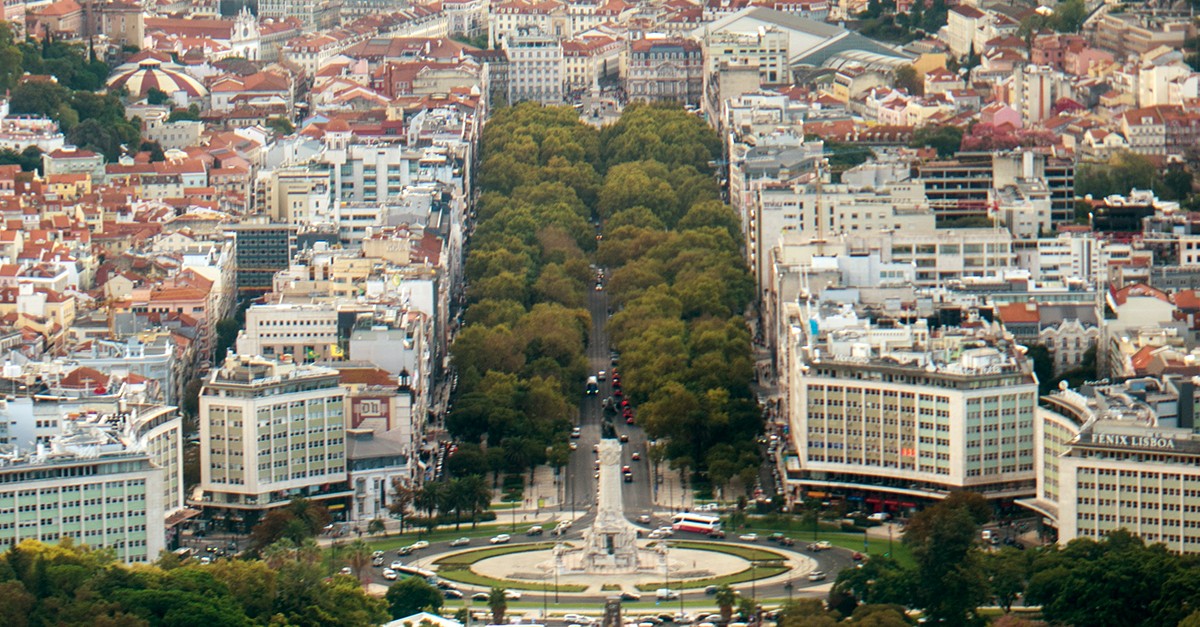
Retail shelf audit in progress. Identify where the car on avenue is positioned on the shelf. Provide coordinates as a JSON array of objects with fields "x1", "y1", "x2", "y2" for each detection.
[
  {"x1": 738, "y1": 533, "x2": 759, "y2": 542},
  {"x1": 382, "y1": 569, "x2": 398, "y2": 580},
  {"x1": 656, "y1": 588, "x2": 679, "y2": 600},
  {"x1": 444, "y1": 590, "x2": 464, "y2": 599},
  {"x1": 409, "y1": 540, "x2": 429, "y2": 551},
  {"x1": 504, "y1": 590, "x2": 523, "y2": 600},
  {"x1": 390, "y1": 560, "x2": 404, "y2": 570},
  {"x1": 490, "y1": 534, "x2": 511, "y2": 544},
  {"x1": 807, "y1": 571, "x2": 827, "y2": 582},
  {"x1": 620, "y1": 592, "x2": 642, "y2": 601},
  {"x1": 449, "y1": 537, "x2": 471, "y2": 547},
  {"x1": 472, "y1": 592, "x2": 490, "y2": 602},
  {"x1": 807, "y1": 541, "x2": 832, "y2": 551}
]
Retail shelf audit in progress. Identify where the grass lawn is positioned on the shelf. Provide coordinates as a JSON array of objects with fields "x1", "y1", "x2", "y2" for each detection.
[
  {"x1": 730, "y1": 518, "x2": 914, "y2": 569},
  {"x1": 633, "y1": 564, "x2": 790, "y2": 591},
  {"x1": 430, "y1": 542, "x2": 588, "y2": 592},
  {"x1": 812, "y1": 532, "x2": 913, "y2": 568},
  {"x1": 660, "y1": 541, "x2": 786, "y2": 562}
]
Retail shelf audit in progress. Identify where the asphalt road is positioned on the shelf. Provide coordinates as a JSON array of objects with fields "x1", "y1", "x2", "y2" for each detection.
[{"x1": 565, "y1": 276, "x2": 654, "y2": 521}]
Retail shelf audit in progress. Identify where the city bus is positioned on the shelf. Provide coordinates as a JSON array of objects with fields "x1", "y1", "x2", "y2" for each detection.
[{"x1": 671, "y1": 513, "x2": 721, "y2": 534}]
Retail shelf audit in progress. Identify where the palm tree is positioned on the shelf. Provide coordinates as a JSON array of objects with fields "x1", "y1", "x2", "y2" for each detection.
[
  {"x1": 487, "y1": 586, "x2": 508, "y2": 625},
  {"x1": 715, "y1": 584, "x2": 736, "y2": 624},
  {"x1": 345, "y1": 539, "x2": 372, "y2": 585}
]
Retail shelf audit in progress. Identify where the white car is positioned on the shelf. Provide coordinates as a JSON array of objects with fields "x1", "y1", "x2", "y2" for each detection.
[
  {"x1": 564, "y1": 614, "x2": 594, "y2": 624},
  {"x1": 339, "y1": 566, "x2": 352, "y2": 575},
  {"x1": 372, "y1": 550, "x2": 385, "y2": 558},
  {"x1": 807, "y1": 570, "x2": 827, "y2": 582},
  {"x1": 410, "y1": 540, "x2": 430, "y2": 550},
  {"x1": 738, "y1": 533, "x2": 759, "y2": 542},
  {"x1": 449, "y1": 537, "x2": 471, "y2": 547},
  {"x1": 382, "y1": 568, "x2": 398, "y2": 580},
  {"x1": 656, "y1": 526, "x2": 674, "y2": 537},
  {"x1": 655, "y1": 588, "x2": 679, "y2": 600},
  {"x1": 490, "y1": 534, "x2": 511, "y2": 544},
  {"x1": 504, "y1": 589, "x2": 522, "y2": 600},
  {"x1": 390, "y1": 560, "x2": 404, "y2": 570}
]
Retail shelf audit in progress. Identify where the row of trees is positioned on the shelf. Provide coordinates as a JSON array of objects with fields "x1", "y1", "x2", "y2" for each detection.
[
  {"x1": 390, "y1": 475, "x2": 494, "y2": 531},
  {"x1": 447, "y1": 104, "x2": 602, "y2": 471},
  {"x1": 592, "y1": 105, "x2": 761, "y2": 496},
  {"x1": 0, "y1": 538, "x2": 387, "y2": 627}
]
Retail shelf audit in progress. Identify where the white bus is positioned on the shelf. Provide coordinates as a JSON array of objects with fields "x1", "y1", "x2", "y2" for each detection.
[{"x1": 671, "y1": 513, "x2": 721, "y2": 534}]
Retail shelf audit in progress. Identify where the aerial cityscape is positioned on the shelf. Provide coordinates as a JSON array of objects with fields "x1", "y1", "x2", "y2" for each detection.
[{"x1": 1, "y1": 0, "x2": 1200, "y2": 624}]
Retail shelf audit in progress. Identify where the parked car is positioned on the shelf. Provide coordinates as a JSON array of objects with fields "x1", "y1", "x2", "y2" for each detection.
[
  {"x1": 490, "y1": 534, "x2": 511, "y2": 544},
  {"x1": 449, "y1": 537, "x2": 471, "y2": 547},
  {"x1": 738, "y1": 533, "x2": 759, "y2": 542},
  {"x1": 382, "y1": 569, "x2": 398, "y2": 580}
]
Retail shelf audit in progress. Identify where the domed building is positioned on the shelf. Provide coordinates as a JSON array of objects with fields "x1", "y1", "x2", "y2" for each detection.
[{"x1": 107, "y1": 51, "x2": 208, "y2": 99}]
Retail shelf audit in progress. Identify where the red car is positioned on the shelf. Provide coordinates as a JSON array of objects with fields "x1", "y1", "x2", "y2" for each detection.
[{"x1": 614, "y1": 388, "x2": 623, "y2": 398}]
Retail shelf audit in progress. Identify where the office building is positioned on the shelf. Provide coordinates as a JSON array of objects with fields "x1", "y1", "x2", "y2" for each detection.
[
  {"x1": 781, "y1": 303, "x2": 1038, "y2": 511},
  {"x1": 195, "y1": 355, "x2": 349, "y2": 529}
]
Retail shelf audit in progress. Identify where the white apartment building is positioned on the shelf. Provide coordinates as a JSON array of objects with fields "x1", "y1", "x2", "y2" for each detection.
[
  {"x1": 0, "y1": 423, "x2": 166, "y2": 563},
  {"x1": 236, "y1": 303, "x2": 341, "y2": 363},
  {"x1": 1026, "y1": 385, "x2": 1200, "y2": 554},
  {"x1": 196, "y1": 355, "x2": 349, "y2": 528},
  {"x1": 1010, "y1": 64, "x2": 1074, "y2": 125},
  {"x1": 504, "y1": 27, "x2": 564, "y2": 104},
  {"x1": 887, "y1": 229, "x2": 1016, "y2": 286},
  {"x1": 704, "y1": 28, "x2": 791, "y2": 86},
  {"x1": 752, "y1": 181, "x2": 933, "y2": 295},
  {"x1": 781, "y1": 306, "x2": 1038, "y2": 509}
]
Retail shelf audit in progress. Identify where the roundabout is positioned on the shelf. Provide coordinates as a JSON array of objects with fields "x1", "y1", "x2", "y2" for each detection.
[
  {"x1": 422, "y1": 442, "x2": 818, "y2": 597},
  {"x1": 430, "y1": 536, "x2": 812, "y2": 595}
]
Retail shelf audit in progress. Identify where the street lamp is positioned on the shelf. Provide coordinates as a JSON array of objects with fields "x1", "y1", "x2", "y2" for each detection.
[{"x1": 784, "y1": 580, "x2": 794, "y2": 604}]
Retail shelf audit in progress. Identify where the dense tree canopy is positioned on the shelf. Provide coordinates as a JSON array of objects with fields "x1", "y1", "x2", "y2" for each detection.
[
  {"x1": 0, "y1": 538, "x2": 386, "y2": 627},
  {"x1": 452, "y1": 102, "x2": 759, "y2": 493}
]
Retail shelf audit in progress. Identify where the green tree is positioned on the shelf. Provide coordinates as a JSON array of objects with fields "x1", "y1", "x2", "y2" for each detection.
[
  {"x1": 984, "y1": 547, "x2": 1031, "y2": 613},
  {"x1": 0, "y1": 23, "x2": 22, "y2": 93},
  {"x1": 249, "y1": 497, "x2": 332, "y2": 551},
  {"x1": 715, "y1": 584, "x2": 737, "y2": 623},
  {"x1": 903, "y1": 492, "x2": 990, "y2": 624},
  {"x1": 909, "y1": 125, "x2": 963, "y2": 158},
  {"x1": 267, "y1": 116, "x2": 295, "y2": 135},
  {"x1": 344, "y1": 539, "x2": 372, "y2": 585},
  {"x1": 367, "y1": 518, "x2": 387, "y2": 537},
  {"x1": 146, "y1": 87, "x2": 170, "y2": 106},
  {"x1": 8, "y1": 79, "x2": 71, "y2": 117},
  {"x1": 487, "y1": 586, "x2": 508, "y2": 624},
  {"x1": 386, "y1": 576, "x2": 444, "y2": 618},
  {"x1": 894, "y1": 65, "x2": 922, "y2": 95},
  {"x1": 1051, "y1": 0, "x2": 1086, "y2": 32},
  {"x1": 389, "y1": 479, "x2": 416, "y2": 534},
  {"x1": 1026, "y1": 344, "x2": 1055, "y2": 395}
]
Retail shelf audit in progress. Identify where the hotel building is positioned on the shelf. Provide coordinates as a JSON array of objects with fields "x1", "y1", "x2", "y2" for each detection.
[
  {"x1": 195, "y1": 355, "x2": 350, "y2": 529},
  {"x1": 781, "y1": 303, "x2": 1038, "y2": 512}
]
